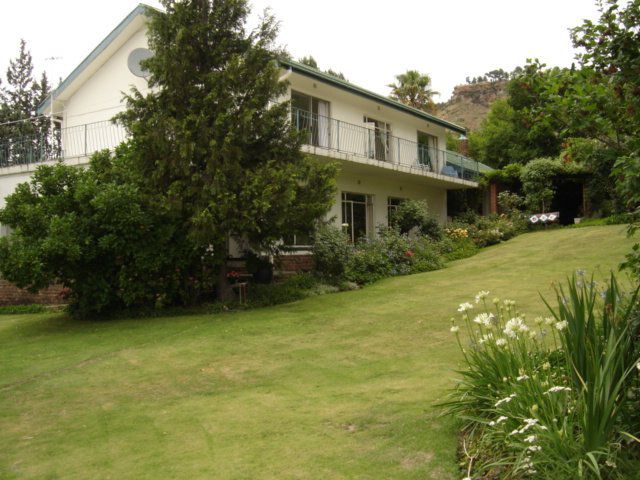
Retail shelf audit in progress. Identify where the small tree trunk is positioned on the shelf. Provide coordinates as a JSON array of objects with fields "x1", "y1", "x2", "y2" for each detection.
[{"x1": 216, "y1": 260, "x2": 233, "y2": 301}]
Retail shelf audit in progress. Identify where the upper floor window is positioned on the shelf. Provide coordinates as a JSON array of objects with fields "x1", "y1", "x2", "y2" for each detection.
[
  {"x1": 417, "y1": 131, "x2": 438, "y2": 169},
  {"x1": 364, "y1": 117, "x2": 391, "y2": 162},
  {"x1": 291, "y1": 90, "x2": 330, "y2": 148}
]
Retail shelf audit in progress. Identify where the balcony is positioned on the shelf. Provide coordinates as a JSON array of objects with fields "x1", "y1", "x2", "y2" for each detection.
[
  {"x1": 291, "y1": 107, "x2": 482, "y2": 182},
  {"x1": 0, "y1": 112, "x2": 485, "y2": 184},
  {"x1": 0, "y1": 120, "x2": 126, "y2": 168}
]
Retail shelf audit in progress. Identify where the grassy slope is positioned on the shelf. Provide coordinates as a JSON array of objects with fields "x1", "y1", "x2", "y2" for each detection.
[{"x1": 0, "y1": 226, "x2": 634, "y2": 480}]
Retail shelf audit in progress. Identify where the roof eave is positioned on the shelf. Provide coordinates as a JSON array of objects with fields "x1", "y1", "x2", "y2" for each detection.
[
  {"x1": 279, "y1": 59, "x2": 467, "y2": 135},
  {"x1": 37, "y1": 3, "x2": 154, "y2": 115}
]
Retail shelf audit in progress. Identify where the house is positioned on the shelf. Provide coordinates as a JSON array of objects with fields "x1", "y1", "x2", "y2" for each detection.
[{"x1": 1, "y1": 4, "x2": 490, "y2": 252}]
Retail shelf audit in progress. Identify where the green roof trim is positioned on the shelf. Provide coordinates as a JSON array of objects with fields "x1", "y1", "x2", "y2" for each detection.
[
  {"x1": 37, "y1": 3, "x2": 157, "y2": 115},
  {"x1": 279, "y1": 59, "x2": 467, "y2": 135}
]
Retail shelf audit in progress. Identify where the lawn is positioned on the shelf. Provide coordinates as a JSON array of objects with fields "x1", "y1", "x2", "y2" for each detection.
[{"x1": 0, "y1": 225, "x2": 635, "y2": 479}]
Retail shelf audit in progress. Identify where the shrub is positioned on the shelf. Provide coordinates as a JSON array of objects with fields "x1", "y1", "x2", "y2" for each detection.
[
  {"x1": 344, "y1": 227, "x2": 443, "y2": 284},
  {"x1": 437, "y1": 236, "x2": 479, "y2": 261},
  {"x1": 443, "y1": 273, "x2": 640, "y2": 479},
  {"x1": 390, "y1": 199, "x2": 443, "y2": 239},
  {"x1": 0, "y1": 149, "x2": 212, "y2": 318},
  {"x1": 248, "y1": 273, "x2": 334, "y2": 307},
  {"x1": 312, "y1": 224, "x2": 353, "y2": 279}
]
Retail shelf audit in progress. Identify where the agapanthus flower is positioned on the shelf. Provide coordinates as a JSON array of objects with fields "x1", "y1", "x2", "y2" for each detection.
[
  {"x1": 544, "y1": 386, "x2": 571, "y2": 394},
  {"x1": 473, "y1": 312, "x2": 494, "y2": 326},
  {"x1": 457, "y1": 302, "x2": 473, "y2": 312},
  {"x1": 475, "y1": 291, "x2": 490, "y2": 303}
]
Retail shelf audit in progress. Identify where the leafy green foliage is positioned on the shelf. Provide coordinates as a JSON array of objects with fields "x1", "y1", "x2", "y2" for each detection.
[
  {"x1": 0, "y1": 149, "x2": 207, "y2": 317},
  {"x1": 387, "y1": 70, "x2": 439, "y2": 113},
  {"x1": 390, "y1": 199, "x2": 443, "y2": 239},
  {"x1": 520, "y1": 157, "x2": 584, "y2": 212},
  {"x1": 444, "y1": 274, "x2": 640, "y2": 478},
  {"x1": 312, "y1": 224, "x2": 352, "y2": 279},
  {"x1": 344, "y1": 228, "x2": 443, "y2": 285},
  {"x1": 116, "y1": 1, "x2": 337, "y2": 298}
]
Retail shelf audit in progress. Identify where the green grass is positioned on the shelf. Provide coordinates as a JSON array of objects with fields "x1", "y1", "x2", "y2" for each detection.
[{"x1": 0, "y1": 226, "x2": 634, "y2": 479}]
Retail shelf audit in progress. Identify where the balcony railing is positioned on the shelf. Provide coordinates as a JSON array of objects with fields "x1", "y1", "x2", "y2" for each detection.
[
  {"x1": 291, "y1": 107, "x2": 480, "y2": 181},
  {"x1": 0, "y1": 112, "x2": 483, "y2": 183},
  {"x1": 0, "y1": 120, "x2": 127, "y2": 168}
]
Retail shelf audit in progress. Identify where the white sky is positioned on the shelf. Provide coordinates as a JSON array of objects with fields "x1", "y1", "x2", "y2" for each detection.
[{"x1": 1, "y1": 0, "x2": 601, "y2": 102}]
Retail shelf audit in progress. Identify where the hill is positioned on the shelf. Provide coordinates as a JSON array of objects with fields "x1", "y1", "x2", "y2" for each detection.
[
  {"x1": 0, "y1": 226, "x2": 633, "y2": 479},
  {"x1": 437, "y1": 80, "x2": 508, "y2": 131}
]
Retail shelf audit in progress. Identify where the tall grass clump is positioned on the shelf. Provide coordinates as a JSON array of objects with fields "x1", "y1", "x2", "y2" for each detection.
[{"x1": 443, "y1": 273, "x2": 640, "y2": 479}]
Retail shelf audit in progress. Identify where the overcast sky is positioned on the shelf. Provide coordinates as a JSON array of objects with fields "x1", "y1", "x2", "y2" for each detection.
[{"x1": 1, "y1": 0, "x2": 601, "y2": 102}]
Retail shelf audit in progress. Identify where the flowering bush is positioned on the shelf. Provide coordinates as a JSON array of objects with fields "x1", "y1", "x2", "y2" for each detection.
[
  {"x1": 443, "y1": 273, "x2": 640, "y2": 479},
  {"x1": 445, "y1": 227, "x2": 469, "y2": 240},
  {"x1": 344, "y1": 227, "x2": 443, "y2": 284}
]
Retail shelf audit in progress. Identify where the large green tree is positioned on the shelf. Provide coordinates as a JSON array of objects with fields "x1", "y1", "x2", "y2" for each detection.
[
  {"x1": 388, "y1": 70, "x2": 439, "y2": 113},
  {"x1": 118, "y1": 0, "x2": 336, "y2": 298},
  {"x1": 0, "y1": 40, "x2": 52, "y2": 164}
]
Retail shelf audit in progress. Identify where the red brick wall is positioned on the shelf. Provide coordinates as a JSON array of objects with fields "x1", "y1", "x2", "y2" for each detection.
[
  {"x1": 0, "y1": 279, "x2": 65, "y2": 306},
  {"x1": 277, "y1": 254, "x2": 315, "y2": 273}
]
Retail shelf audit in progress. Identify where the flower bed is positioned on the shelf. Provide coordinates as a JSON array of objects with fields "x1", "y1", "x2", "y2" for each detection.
[{"x1": 444, "y1": 273, "x2": 640, "y2": 479}]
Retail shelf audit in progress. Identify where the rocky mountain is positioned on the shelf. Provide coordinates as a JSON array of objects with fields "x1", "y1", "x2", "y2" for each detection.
[{"x1": 436, "y1": 80, "x2": 508, "y2": 132}]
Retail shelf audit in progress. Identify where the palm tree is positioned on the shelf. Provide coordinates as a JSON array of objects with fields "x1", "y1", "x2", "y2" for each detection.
[{"x1": 388, "y1": 70, "x2": 439, "y2": 113}]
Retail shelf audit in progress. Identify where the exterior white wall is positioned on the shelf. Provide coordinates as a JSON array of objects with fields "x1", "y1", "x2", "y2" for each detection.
[
  {"x1": 328, "y1": 165, "x2": 447, "y2": 231},
  {"x1": 63, "y1": 27, "x2": 150, "y2": 128}
]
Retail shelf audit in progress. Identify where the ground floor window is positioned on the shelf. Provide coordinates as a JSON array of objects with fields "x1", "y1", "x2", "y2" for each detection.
[
  {"x1": 283, "y1": 232, "x2": 313, "y2": 250},
  {"x1": 342, "y1": 192, "x2": 373, "y2": 242},
  {"x1": 387, "y1": 197, "x2": 405, "y2": 226}
]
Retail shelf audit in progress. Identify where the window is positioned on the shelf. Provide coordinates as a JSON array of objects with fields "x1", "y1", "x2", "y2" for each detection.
[
  {"x1": 341, "y1": 192, "x2": 373, "y2": 242},
  {"x1": 417, "y1": 131, "x2": 438, "y2": 170},
  {"x1": 364, "y1": 116, "x2": 391, "y2": 162},
  {"x1": 283, "y1": 232, "x2": 313, "y2": 250},
  {"x1": 291, "y1": 90, "x2": 330, "y2": 148},
  {"x1": 387, "y1": 197, "x2": 404, "y2": 226}
]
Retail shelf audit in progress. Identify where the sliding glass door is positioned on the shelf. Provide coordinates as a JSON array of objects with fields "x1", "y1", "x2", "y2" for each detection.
[{"x1": 291, "y1": 91, "x2": 330, "y2": 148}]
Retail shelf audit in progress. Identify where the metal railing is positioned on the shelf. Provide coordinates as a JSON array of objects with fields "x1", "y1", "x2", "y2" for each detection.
[
  {"x1": 0, "y1": 112, "x2": 482, "y2": 182},
  {"x1": 291, "y1": 107, "x2": 480, "y2": 181},
  {"x1": 0, "y1": 120, "x2": 127, "y2": 168}
]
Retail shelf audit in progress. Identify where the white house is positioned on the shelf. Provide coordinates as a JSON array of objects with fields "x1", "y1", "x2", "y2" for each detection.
[{"x1": 2, "y1": 4, "x2": 489, "y2": 249}]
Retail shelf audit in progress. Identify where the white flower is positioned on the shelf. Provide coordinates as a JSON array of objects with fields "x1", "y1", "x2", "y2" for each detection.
[
  {"x1": 528, "y1": 445, "x2": 542, "y2": 452},
  {"x1": 517, "y1": 374, "x2": 530, "y2": 381},
  {"x1": 473, "y1": 312, "x2": 494, "y2": 326},
  {"x1": 534, "y1": 316, "x2": 544, "y2": 325},
  {"x1": 475, "y1": 290, "x2": 490, "y2": 303},
  {"x1": 503, "y1": 299, "x2": 516, "y2": 307},
  {"x1": 495, "y1": 393, "x2": 516, "y2": 407},
  {"x1": 504, "y1": 317, "x2": 527, "y2": 338},
  {"x1": 544, "y1": 317, "x2": 555, "y2": 326},
  {"x1": 458, "y1": 302, "x2": 473, "y2": 313},
  {"x1": 636, "y1": 362, "x2": 640, "y2": 372},
  {"x1": 544, "y1": 386, "x2": 571, "y2": 395},
  {"x1": 495, "y1": 338, "x2": 507, "y2": 346},
  {"x1": 492, "y1": 297, "x2": 500, "y2": 305},
  {"x1": 450, "y1": 325, "x2": 460, "y2": 333},
  {"x1": 555, "y1": 320, "x2": 568, "y2": 331},
  {"x1": 524, "y1": 435, "x2": 537, "y2": 443},
  {"x1": 542, "y1": 362, "x2": 551, "y2": 371}
]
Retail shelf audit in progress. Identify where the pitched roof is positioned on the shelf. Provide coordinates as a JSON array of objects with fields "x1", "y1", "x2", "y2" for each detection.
[
  {"x1": 279, "y1": 59, "x2": 467, "y2": 135},
  {"x1": 37, "y1": 3, "x2": 157, "y2": 114}
]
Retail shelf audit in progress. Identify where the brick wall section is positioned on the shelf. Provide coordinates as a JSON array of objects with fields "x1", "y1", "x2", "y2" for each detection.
[
  {"x1": 0, "y1": 279, "x2": 65, "y2": 306},
  {"x1": 277, "y1": 254, "x2": 315, "y2": 273}
]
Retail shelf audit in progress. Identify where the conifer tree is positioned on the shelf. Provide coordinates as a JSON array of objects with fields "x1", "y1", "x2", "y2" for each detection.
[{"x1": 118, "y1": 0, "x2": 336, "y2": 298}]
